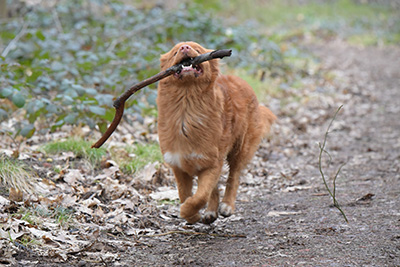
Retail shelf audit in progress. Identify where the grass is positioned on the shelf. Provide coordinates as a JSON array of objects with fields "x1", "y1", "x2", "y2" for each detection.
[
  {"x1": 0, "y1": 155, "x2": 34, "y2": 193},
  {"x1": 17, "y1": 205, "x2": 74, "y2": 227},
  {"x1": 41, "y1": 137, "x2": 107, "y2": 166},
  {"x1": 216, "y1": 0, "x2": 400, "y2": 46},
  {"x1": 41, "y1": 137, "x2": 163, "y2": 174},
  {"x1": 110, "y1": 142, "x2": 163, "y2": 174}
]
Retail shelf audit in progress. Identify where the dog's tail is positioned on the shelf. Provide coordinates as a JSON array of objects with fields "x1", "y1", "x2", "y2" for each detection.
[{"x1": 259, "y1": 105, "x2": 277, "y2": 136}]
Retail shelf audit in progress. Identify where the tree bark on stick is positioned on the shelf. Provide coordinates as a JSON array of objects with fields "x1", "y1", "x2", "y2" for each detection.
[{"x1": 92, "y1": 49, "x2": 232, "y2": 148}]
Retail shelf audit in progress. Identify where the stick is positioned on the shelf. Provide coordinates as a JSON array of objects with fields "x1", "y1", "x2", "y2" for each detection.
[
  {"x1": 91, "y1": 49, "x2": 232, "y2": 148},
  {"x1": 144, "y1": 230, "x2": 246, "y2": 238},
  {"x1": 1, "y1": 21, "x2": 29, "y2": 58}
]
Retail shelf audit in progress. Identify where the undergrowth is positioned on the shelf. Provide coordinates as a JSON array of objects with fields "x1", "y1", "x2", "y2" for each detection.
[
  {"x1": 41, "y1": 137, "x2": 107, "y2": 166},
  {"x1": 41, "y1": 137, "x2": 161, "y2": 174},
  {"x1": 110, "y1": 143, "x2": 162, "y2": 174},
  {"x1": 0, "y1": 155, "x2": 34, "y2": 193}
]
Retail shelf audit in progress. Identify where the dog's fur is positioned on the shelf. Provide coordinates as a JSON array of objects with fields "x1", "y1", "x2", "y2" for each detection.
[{"x1": 157, "y1": 42, "x2": 276, "y2": 224}]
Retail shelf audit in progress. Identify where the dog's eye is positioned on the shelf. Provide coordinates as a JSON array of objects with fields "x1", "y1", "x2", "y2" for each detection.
[
  {"x1": 173, "y1": 51, "x2": 177, "y2": 56},
  {"x1": 195, "y1": 49, "x2": 201, "y2": 53}
]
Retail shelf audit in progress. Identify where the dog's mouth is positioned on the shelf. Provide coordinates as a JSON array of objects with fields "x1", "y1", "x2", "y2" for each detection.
[{"x1": 174, "y1": 57, "x2": 203, "y2": 78}]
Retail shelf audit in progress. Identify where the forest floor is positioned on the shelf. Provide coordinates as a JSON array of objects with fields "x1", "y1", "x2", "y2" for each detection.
[{"x1": 1, "y1": 39, "x2": 399, "y2": 266}]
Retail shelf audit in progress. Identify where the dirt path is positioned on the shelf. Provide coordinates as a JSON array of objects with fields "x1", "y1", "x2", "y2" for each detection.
[{"x1": 116, "y1": 42, "x2": 400, "y2": 266}]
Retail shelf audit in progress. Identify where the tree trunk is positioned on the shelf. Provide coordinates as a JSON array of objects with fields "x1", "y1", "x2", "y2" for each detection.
[{"x1": 0, "y1": 0, "x2": 7, "y2": 19}]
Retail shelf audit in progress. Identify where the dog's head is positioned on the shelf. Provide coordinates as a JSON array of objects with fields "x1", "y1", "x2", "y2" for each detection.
[{"x1": 160, "y1": 42, "x2": 219, "y2": 86}]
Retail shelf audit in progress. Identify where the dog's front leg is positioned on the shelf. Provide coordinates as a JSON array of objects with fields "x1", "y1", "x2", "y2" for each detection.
[
  {"x1": 180, "y1": 164, "x2": 222, "y2": 224},
  {"x1": 172, "y1": 167, "x2": 193, "y2": 204}
]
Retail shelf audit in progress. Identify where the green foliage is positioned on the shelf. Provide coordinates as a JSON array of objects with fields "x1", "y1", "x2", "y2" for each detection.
[
  {"x1": 17, "y1": 205, "x2": 74, "y2": 227},
  {"x1": 0, "y1": 1, "x2": 287, "y2": 141},
  {"x1": 41, "y1": 137, "x2": 106, "y2": 165}
]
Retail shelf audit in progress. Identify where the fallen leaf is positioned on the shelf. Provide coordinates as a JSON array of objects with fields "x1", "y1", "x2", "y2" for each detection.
[
  {"x1": 282, "y1": 185, "x2": 312, "y2": 193},
  {"x1": 140, "y1": 162, "x2": 158, "y2": 182},
  {"x1": 356, "y1": 193, "x2": 375, "y2": 202},
  {"x1": 63, "y1": 169, "x2": 83, "y2": 185},
  {"x1": 149, "y1": 188, "x2": 179, "y2": 201},
  {"x1": 0, "y1": 195, "x2": 10, "y2": 206},
  {"x1": 9, "y1": 188, "x2": 23, "y2": 202}
]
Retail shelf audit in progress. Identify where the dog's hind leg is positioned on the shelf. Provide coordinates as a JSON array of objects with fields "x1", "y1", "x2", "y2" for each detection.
[{"x1": 220, "y1": 106, "x2": 274, "y2": 217}]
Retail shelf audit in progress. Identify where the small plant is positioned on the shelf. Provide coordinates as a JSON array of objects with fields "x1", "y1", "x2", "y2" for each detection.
[
  {"x1": 17, "y1": 205, "x2": 74, "y2": 227},
  {"x1": 318, "y1": 105, "x2": 348, "y2": 223},
  {"x1": 0, "y1": 155, "x2": 34, "y2": 193},
  {"x1": 41, "y1": 137, "x2": 107, "y2": 166},
  {"x1": 19, "y1": 235, "x2": 40, "y2": 248},
  {"x1": 52, "y1": 206, "x2": 73, "y2": 226},
  {"x1": 111, "y1": 143, "x2": 162, "y2": 174}
]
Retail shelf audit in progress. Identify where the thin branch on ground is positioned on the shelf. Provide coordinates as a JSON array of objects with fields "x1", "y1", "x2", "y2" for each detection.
[
  {"x1": 144, "y1": 230, "x2": 246, "y2": 238},
  {"x1": 318, "y1": 105, "x2": 349, "y2": 223}
]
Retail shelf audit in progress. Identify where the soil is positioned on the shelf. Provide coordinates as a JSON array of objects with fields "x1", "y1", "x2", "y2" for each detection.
[{"x1": 2, "y1": 40, "x2": 400, "y2": 266}]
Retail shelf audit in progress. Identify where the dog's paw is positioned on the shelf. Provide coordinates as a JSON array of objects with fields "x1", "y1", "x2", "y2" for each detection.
[
  {"x1": 184, "y1": 213, "x2": 201, "y2": 224},
  {"x1": 180, "y1": 200, "x2": 201, "y2": 224},
  {"x1": 202, "y1": 211, "x2": 218, "y2": 224},
  {"x1": 219, "y1": 202, "x2": 233, "y2": 217}
]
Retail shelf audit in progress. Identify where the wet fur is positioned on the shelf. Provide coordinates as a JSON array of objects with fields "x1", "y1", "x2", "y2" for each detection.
[{"x1": 157, "y1": 41, "x2": 276, "y2": 224}]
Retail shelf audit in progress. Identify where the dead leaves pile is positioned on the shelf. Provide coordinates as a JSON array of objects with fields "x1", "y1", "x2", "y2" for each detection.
[{"x1": 0, "y1": 152, "x2": 179, "y2": 265}]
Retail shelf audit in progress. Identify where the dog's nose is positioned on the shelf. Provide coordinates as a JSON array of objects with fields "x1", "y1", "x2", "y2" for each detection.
[{"x1": 179, "y1": 44, "x2": 191, "y2": 54}]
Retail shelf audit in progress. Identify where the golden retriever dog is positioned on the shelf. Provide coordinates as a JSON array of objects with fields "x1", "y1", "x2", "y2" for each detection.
[{"x1": 157, "y1": 41, "x2": 276, "y2": 224}]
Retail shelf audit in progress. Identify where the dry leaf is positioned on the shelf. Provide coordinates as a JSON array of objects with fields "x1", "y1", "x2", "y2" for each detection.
[
  {"x1": 63, "y1": 169, "x2": 83, "y2": 185},
  {"x1": 9, "y1": 188, "x2": 23, "y2": 202},
  {"x1": 149, "y1": 187, "x2": 179, "y2": 201}
]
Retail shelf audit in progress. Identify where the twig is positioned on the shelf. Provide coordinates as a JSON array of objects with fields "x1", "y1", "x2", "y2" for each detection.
[
  {"x1": 144, "y1": 230, "x2": 246, "y2": 238},
  {"x1": 1, "y1": 21, "x2": 29, "y2": 58},
  {"x1": 91, "y1": 49, "x2": 232, "y2": 148},
  {"x1": 318, "y1": 105, "x2": 348, "y2": 223},
  {"x1": 52, "y1": 7, "x2": 63, "y2": 33}
]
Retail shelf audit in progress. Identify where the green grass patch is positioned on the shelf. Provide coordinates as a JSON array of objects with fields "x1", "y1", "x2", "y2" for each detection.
[
  {"x1": 41, "y1": 137, "x2": 107, "y2": 166},
  {"x1": 0, "y1": 155, "x2": 34, "y2": 193},
  {"x1": 216, "y1": 0, "x2": 399, "y2": 46},
  {"x1": 16, "y1": 205, "x2": 74, "y2": 228},
  {"x1": 111, "y1": 143, "x2": 162, "y2": 174}
]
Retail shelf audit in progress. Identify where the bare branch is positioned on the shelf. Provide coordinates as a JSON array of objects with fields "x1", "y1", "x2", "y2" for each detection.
[
  {"x1": 1, "y1": 21, "x2": 29, "y2": 58},
  {"x1": 318, "y1": 105, "x2": 348, "y2": 223}
]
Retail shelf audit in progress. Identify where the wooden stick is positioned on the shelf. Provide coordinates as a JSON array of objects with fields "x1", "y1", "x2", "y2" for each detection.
[
  {"x1": 143, "y1": 230, "x2": 246, "y2": 238},
  {"x1": 92, "y1": 49, "x2": 232, "y2": 148}
]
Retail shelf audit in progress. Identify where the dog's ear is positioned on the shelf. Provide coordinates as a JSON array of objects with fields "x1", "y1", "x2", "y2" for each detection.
[{"x1": 160, "y1": 52, "x2": 169, "y2": 70}]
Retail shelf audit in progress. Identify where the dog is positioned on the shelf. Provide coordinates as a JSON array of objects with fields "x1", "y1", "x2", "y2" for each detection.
[{"x1": 157, "y1": 41, "x2": 276, "y2": 224}]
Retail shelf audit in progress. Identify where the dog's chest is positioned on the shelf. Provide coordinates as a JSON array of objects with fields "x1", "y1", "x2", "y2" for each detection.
[{"x1": 159, "y1": 110, "x2": 217, "y2": 173}]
